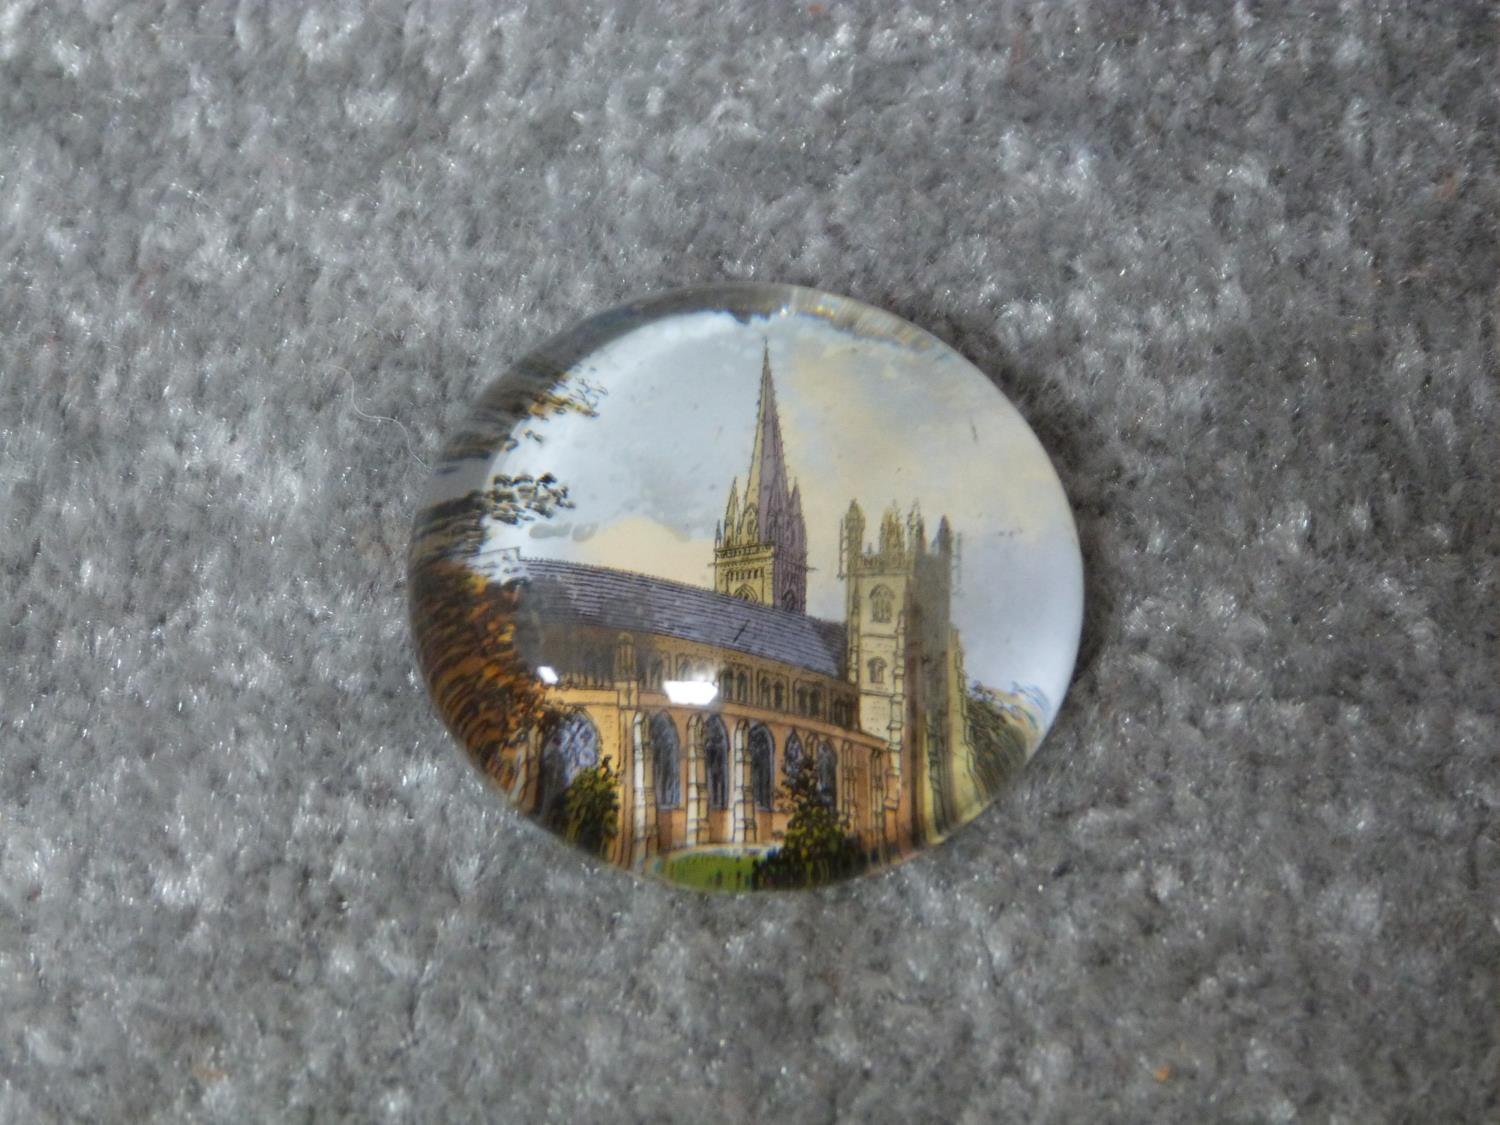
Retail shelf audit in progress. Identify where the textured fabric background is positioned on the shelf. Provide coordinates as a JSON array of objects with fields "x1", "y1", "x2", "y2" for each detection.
[{"x1": 1, "y1": 2, "x2": 1496, "y2": 1121}]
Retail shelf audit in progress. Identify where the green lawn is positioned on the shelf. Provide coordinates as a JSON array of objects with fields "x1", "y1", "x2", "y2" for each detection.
[{"x1": 658, "y1": 850, "x2": 763, "y2": 892}]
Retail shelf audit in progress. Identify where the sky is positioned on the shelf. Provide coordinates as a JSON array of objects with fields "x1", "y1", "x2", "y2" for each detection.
[{"x1": 469, "y1": 307, "x2": 1083, "y2": 724}]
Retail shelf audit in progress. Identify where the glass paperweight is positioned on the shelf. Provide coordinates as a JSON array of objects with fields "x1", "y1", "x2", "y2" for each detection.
[{"x1": 409, "y1": 284, "x2": 1082, "y2": 890}]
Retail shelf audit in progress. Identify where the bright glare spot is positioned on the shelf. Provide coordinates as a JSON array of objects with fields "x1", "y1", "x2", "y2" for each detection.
[
  {"x1": 663, "y1": 680, "x2": 718, "y2": 706},
  {"x1": 536, "y1": 665, "x2": 560, "y2": 685}
]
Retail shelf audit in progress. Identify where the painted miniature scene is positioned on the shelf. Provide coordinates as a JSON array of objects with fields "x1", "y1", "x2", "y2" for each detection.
[{"x1": 411, "y1": 297, "x2": 1081, "y2": 890}]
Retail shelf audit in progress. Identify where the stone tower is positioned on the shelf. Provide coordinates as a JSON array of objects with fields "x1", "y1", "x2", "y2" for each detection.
[
  {"x1": 713, "y1": 344, "x2": 808, "y2": 611},
  {"x1": 840, "y1": 500, "x2": 959, "y2": 849}
]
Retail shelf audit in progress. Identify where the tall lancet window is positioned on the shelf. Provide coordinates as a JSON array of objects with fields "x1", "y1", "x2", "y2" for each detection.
[
  {"x1": 537, "y1": 713, "x2": 600, "y2": 826},
  {"x1": 704, "y1": 717, "x2": 729, "y2": 810},
  {"x1": 816, "y1": 742, "x2": 837, "y2": 808},
  {"x1": 749, "y1": 724, "x2": 775, "y2": 810},
  {"x1": 783, "y1": 731, "x2": 805, "y2": 779},
  {"x1": 649, "y1": 712, "x2": 680, "y2": 809}
]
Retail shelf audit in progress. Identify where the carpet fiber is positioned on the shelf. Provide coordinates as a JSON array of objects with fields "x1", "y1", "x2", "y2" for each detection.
[{"x1": 2, "y1": 2, "x2": 1497, "y2": 1121}]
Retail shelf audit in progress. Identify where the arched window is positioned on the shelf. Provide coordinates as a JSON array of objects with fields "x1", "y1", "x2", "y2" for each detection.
[
  {"x1": 759, "y1": 677, "x2": 772, "y2": 708},
  {"x1": 734, "y1": 584, "x2": 758, "y2": 602},
  {"x1": 782, "y1": 590, "x2": 798, "y2": 610},
  {"x1": 537, "y1": 713, "x2": 600, "y2": 826},
  {"x1": 870, "y1": 585, "x2": 894, "y2": 623},
  {"x1": 816, "y1": 742, "x2": 837, "y2": 808},
  {"x1": 867, "y1": 658, "x2": 886, "y2": 684},
  {"x1": 783, "y1": 731, "x2": 805, "y2": 779},
  {"x1": 649, "y1": 712, "x2": 680, "y2": 808},
  {"x1": 648, "y1": 659, "x2": 665, "y2": 690},
  {"x1": 704, "y1": 717, "x2": 729, "y2": 810},
  {"x1": 676, "y1": 655, "x2": 693, "y2": 679},
  {"x1": 796, "y1": 687, "x2": 808, "y2": 714},
  {"x1": 749, "y1": 724, "x2": 775, "y2": 810},
  {"x1": 809, "y1": 689, "x2": 822, "y2": 720},
  {"x1": 742, "y1": 505, "x2": 758, "y2": 541},
  {"x1": 773, "y1": 682, "x2": 784, "y2": 711},
  {"x1": 719, "y1": 667, "x2": 733, "y2": 700},
  {"x1": 736, "y1": 671, "x2": 748, "y2": 702}
]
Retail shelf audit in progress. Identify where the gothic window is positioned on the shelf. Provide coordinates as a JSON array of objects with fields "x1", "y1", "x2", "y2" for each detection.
[
  {"x1": 676, "y1": 655, "x2": 693, "y2": 679},
  {"x1": 648, "y1": 658, "x2": 665, "y2": 690},
  {"x1": 736, "y1": 671, "x2": 748, "y2": 702},
  {"x1": 734, "y1": 584, "x2": 759, "y2": 603},
  {"x1": 759, "y1": 677, "x2": 772, "y2": 708},
  {"x1": 749, "y1": 724, "x2": 775, "y2": 810},
  {"x1": 870, "y1": 585, "x2": 894, "y2": 623},
  {"x1": 809, "y1": 689, "x2": 822, "y2": 720},
  {"x1": 650, "y1": 712, "x2": 680, "y2": 809},
  {"x1": 816, "y1": 742, "x2": 837, "y2": 808},
  {"x1": 742, "y1": 505, "x2": 758, "y2": 541},
  {"x1": 536, "y1": 713, "x2": 600, "y2": 826},
  {"x1": 796, "y1": 686, "x2": 808, "y2": 714},
  {"x1": 783, "y1": 731, "x2": 805, "y2": 779},
  {"x1": 704, "y1": 716, "x2": 729, "y2": 810},
  {"x1": 773, "y1": 682, "x2": 784, "y2": 711},
  {"x1": 719, "y1": 667, "x2": 733, "y2": 700},
  {"x1": 841, "y1": 746, "x2": 855, "y2": 814},
  {"x1": 868, "y1": 658, "x2": 886, "y2": 684}
]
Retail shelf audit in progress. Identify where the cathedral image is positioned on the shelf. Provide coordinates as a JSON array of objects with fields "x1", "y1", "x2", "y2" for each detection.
[{"x1": 488, "y1": 347, "x2": 993, "y2": 879}]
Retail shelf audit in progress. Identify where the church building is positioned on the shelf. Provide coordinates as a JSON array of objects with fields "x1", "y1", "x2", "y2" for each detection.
[{"x1": 497, "y1": 347, "x2": 979, "y2": 870}]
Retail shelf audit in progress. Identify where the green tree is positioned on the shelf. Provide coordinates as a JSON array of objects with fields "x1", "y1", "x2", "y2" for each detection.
[
  {"x1": 752, "y1": 754, "x2": 865, "y2": 889},
  {"x1": 406, "y1": 376, "x2": 607, "y2": 787},
  {"x1": 410, "y1": 472, "x2": 577, "y2": 570},
  {"x1": 409, "y1": 373, "x2": 606, "y2": 569},
  {"x1": 440, "y1": 374, "x2": 606, "y2": 463},
  {"x1": 965, "y1": 687, "x2": 1030, "y2": 798},
  {"x1": 560, "y1": 756, "x2": 621, "y2": 858},
  {"x1": 410, "y1": 559, "x2": 560, "y2": 789}
]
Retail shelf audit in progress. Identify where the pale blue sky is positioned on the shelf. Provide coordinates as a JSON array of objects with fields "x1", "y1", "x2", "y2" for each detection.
[{"x1": 477, "y1": 309, "x2": 1082, "y2": 723}]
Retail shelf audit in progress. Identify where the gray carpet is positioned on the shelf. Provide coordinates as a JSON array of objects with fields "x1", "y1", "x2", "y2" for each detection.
[{"x1": 2, "y1": 2, "x2": 1497, "y2": 1121}]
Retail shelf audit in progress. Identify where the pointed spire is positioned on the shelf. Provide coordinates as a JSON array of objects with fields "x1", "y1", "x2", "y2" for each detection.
[
  {"x1": 744, "y1": 340, "x2": 791, "y2": 536},
  {"x1": 880, "y1": 503, "x2": 905, "y2": 556},
  {"x1": 843, "y1": 499, "x2": 866, "y2": 550},
  {"x1": 714, "y1": 343, "x2": 806, "y2": 612},
  {"x1": 723, "y1": 477, "x2": 740, "y2": 546},
  {"x1": 935, "y1": 515, "x2": 954, "y2": 554},
  {"x1": 840, "y1": 498, "x2": 865, "y2": 578}
]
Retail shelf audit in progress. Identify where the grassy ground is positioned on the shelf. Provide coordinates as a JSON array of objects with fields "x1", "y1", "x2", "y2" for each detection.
[{"x1": 656, "y1": 849, "x2": 763, "y2": 892}]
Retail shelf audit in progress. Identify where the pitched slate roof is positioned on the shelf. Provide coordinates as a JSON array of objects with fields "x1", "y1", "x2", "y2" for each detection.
[{"x1": 512, "y1": 556, "x2": 847, "y2": 678}]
